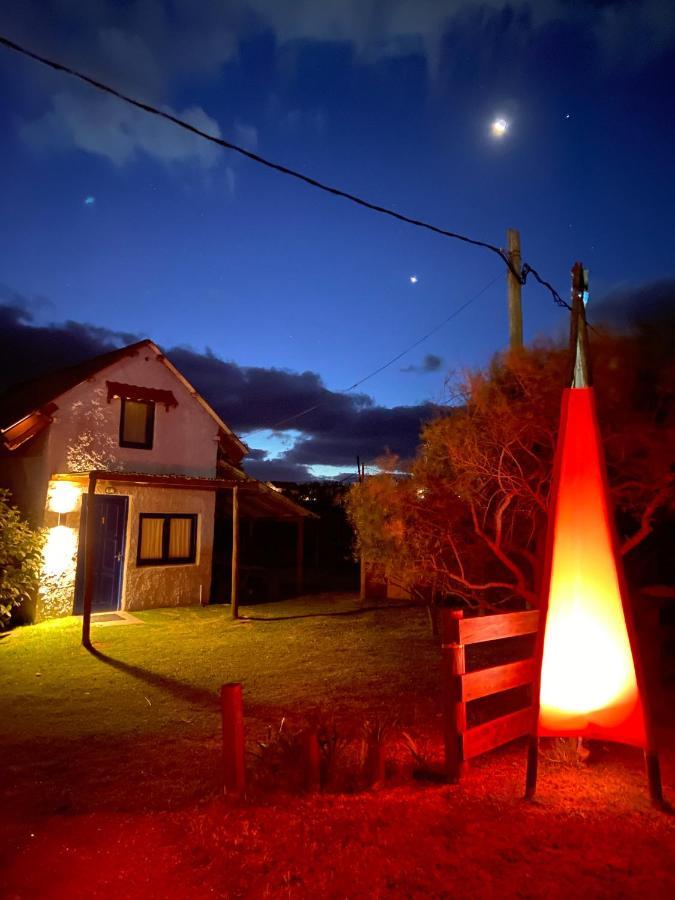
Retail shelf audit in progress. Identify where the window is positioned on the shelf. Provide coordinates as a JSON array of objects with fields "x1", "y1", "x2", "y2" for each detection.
[
  {"x1": 120, "y1": 399, "x2": 155, "y2": 449},
  {"x1": 137, "y1": 514, "x2": 197, "y2": 565}
]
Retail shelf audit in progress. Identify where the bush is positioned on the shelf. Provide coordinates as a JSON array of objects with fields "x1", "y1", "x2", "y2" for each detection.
[{"x1": 0, "y1": 489, "x2": 44, "y2": 626}]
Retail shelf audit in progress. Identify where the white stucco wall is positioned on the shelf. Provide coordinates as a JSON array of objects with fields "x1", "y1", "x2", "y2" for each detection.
[
  {"x1": 112, "y1": 482, "x2": 215, "y2": 611},
  {"x1": 45, "y1": 349, "x2": 220, "y2": 478}
]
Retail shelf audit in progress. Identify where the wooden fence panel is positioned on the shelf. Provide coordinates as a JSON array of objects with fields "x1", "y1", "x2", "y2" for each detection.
[
  {"x1": 461, "y1": 658, "x2": 535, "y2": 703},
  {"x1": 440, "y1": 609, "x2": 540, "y2": 783},
  {"x1": 463, "y1": 707, "x2": 534, "y2": 760},
  {"x1": 459, "y1": 610, "x2": 539, "y2": 645}
]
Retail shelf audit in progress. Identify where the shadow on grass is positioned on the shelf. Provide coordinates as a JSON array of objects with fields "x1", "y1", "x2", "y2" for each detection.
[
  {"x1": 86, "y1": 644, "x2": 217, "y2": 709},
  {"x1": 240, "y1": 602, "x2": 417, "y2": 622}
]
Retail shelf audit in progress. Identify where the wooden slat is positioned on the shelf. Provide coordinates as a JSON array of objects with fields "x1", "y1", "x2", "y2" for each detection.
[
  {"x1": 459, "y1": 610, "x2": 539, "y2": 645},
  {"x1": 461, "y1": 658, "x2": 535, "y2": 702},
  {"x1": 463, "y1": 707, "x2": 533, "y2": 760}
]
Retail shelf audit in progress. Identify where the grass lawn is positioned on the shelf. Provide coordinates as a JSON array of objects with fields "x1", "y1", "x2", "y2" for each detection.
[{"x1": 1, "y1": 593, "x2": 674, "y2": 898}]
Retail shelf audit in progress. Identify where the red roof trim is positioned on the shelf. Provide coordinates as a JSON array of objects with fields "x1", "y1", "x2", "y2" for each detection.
[{"x1": 106, "y1": 381, "x2": 178, "y2": 410}]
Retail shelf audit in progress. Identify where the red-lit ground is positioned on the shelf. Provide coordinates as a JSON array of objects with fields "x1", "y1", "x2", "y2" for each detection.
[{"x1": 1, "y1": 598, "x2": 673, "y2": 898}]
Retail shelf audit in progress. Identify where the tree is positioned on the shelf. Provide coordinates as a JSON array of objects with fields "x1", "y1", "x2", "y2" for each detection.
[
  {"x1": 347, "y1": 331, "x2": 674, "y2": 611},
  {"x1": 0, "y1": 489, "x2": 44, "y2": 626}
]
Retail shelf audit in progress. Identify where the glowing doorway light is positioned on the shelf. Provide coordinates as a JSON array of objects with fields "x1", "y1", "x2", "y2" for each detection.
[
  {"x1": 538, "y1": 388, "x2": 646, "y2": 746},
  {"x1": 48, "y1": 481, "x2": 81, "y2": 514},
  {"x1": 42, "y1": 525, "x2": 77, "y2": 578}
]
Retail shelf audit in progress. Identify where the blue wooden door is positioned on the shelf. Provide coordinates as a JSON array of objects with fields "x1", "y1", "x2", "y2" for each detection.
[{"x1": 74, "y1": 495, "x2": 128, "y2": 613}]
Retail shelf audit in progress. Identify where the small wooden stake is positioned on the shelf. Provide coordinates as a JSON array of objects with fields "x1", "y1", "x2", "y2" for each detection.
[{"x1": 221, "y1": 682, "x2": 245, "y2": 797}]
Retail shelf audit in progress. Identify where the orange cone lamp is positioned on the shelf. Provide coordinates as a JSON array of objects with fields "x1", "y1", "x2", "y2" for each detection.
[
  {"x1": 526, "y1": 263, "x2": 662, "y2": 804},
  {"x1": 537, "y1": 386, "x2": 646, "y2": 746}
]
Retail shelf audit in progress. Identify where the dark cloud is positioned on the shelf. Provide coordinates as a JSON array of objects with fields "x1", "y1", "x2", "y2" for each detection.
[
  {"x1": 246, "y1": 447, "x2": 269, "y2": 461},
  {"x1": 0, "y1": 299, "x2": 435, "y2": 479},
  {"x1": 244, "y1": 459, "x2": 314, "y2": 482},
  {"x1": 281, "y1": 403, "x2": 437, "y2": 469},
  {"x1": 401, "y1": 353, "x2": 443, "y2": 374},
  {"x1": 0, "y1": 294, "x2": 142, "y2": 389},
  {"x1": 593, "y1": 279, "x2": 675, "y2": 330}
]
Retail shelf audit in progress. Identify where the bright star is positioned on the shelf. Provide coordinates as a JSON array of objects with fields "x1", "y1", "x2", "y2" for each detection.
[
  {"x1": 491, "y1": 117, "x2": 509, "y2": 138},
  {"x1": 84, "y1": 196, "x2": 95, "y2": 206},
  {"x1": 410, "y1": 275, "x2": 418, "y2": 284}
]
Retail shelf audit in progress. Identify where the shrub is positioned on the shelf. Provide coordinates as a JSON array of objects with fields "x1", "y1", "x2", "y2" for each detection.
[{"x1": 0, "y1": 489, "x2": 44, "y2": 626}]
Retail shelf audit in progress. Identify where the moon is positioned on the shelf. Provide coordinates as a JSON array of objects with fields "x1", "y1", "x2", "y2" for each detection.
[
  {"x1": 490, "y1": 117, "x2": 509, "y2": 138},
  {"x1": 409, "y1": 275, "x2": 418, "y2": 284}
]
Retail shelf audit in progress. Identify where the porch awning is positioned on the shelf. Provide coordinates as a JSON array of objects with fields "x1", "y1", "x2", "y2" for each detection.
[{"x1": 51, "y1": 470, "x2": 317, "y2": 520}]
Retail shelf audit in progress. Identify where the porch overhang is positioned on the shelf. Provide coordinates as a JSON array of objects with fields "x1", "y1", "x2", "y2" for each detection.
[{"x1": 51, "y1": 470, "x2": 317, "y2": 520}]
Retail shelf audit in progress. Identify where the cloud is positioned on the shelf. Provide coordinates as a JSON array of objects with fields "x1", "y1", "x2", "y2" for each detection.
[
  {"x1": 20, "y1": 88, "x2": 224, "y2": 169},
  {"x1": 0, "y1": 299, "x2": 436, "y2": 480},
  {"x1": 401, "y1": 353, "x2": 443, "y2": 374},
  {"x1": 592, "y1": 279, "x2": 675, "y2": 330},
  {"x1": 244, "y1": 459, "x2": 314, "y2": 482},
  {"x1": 0, "y1": 295, "x2": 143, "y2": 390},
  {"x1": 5, "y1": 0, "x2": 672, "y2": 174}
]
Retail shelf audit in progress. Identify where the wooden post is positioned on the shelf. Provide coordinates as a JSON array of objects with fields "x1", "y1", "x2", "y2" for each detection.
[
  {"x1": 230, "y1": 485, "x2": 239, "y2": 619},
  {"x1": 295, "y1": 517, "x2": 304, "y2": 596},
  {"x1": 81, "y1": 472, "x2": 98, "y2": 649},
  {"x1": 221, "y1": 683, "x2": 245, "y2": 797},
  {"x1": 357, "y1": 455, "x2": 367, "y2": 602},
  {"x1": 302, "y1": 728, "x2": 321, "y2": 793},
  {"x1": 440, "y1": 609, "x2": 467, "y2": 783},
  {"x1": 507, "y1": 228, "x2": 523, "y2": 353}
]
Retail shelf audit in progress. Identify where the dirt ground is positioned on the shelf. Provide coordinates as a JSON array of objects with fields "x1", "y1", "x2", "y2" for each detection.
[
  {"x1": 1, "y1": 598, "x2": 674, "y2": 898},
  {"x1": 3, "y1": 738, "x2": 674, "y2": 899}
]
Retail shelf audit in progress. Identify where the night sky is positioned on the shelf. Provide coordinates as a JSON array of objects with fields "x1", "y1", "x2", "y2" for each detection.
[{"x1": 1, "y1": 1, "x2": 674, "y2": 480}]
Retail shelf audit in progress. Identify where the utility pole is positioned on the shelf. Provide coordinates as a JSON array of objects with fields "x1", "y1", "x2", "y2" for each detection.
[
  {"x1": 507, "y1": 228, "x2": 523, "y2": 352},
  {"x1": 569, "y1": 261, "x2": 591, "y2": 388},
  {"x1": 357, "y1": 456, "x2": 367, "y2": 602}
]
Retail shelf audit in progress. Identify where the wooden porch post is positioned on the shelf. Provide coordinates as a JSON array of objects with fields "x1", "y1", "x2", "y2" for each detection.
[
  {"x1": 230, "y1": 485, "x2": 239, "y2": 619},
  {"x1": 295, "y1": 517, "x2": 304, "y2": 596},
  {"x1": 81, "y1": 472, "x2": 98, "y2": 649}
]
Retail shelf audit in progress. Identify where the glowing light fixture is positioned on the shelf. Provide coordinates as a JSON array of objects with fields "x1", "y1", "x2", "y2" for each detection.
[
  {"x1": 527, "y1": 262, "x2": 662, "y2": 805},
  {"x1": 537, "y1": 387, "x2": 645, "y2": 746},
  {"x1": 42, "y1": 525, "x2": 77, "y2": 578},
  {"x1": 48, "y1": 481, "x2": 81, "y2": 515}
]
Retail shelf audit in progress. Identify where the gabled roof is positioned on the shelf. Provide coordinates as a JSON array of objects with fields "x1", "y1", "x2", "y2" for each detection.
[{"x1": 0, "y1": 339, "x2": 248, "y2": 457}]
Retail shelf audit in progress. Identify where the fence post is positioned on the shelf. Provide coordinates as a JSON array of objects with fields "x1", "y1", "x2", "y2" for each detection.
[
  {"x1": 221, "y1": 683, "x2": 246, "y2": 797},
  {"x1": 441, "y1": 609, "x2": 466, "y2": 783}
]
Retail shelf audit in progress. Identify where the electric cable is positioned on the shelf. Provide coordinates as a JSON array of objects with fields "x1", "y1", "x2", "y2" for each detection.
[
  {"x1": 269, "y1": 272, "x2": 501, "y2": 430},
  {"x1": 0, "y1": 33, "x2": 570, "y2": 310}
]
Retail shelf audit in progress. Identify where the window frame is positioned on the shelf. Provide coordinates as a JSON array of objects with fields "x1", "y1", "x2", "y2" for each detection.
[
  {"x1": 137, "y1": 513, "x2": 198, "y2": 566},
  {"x1": 119, "y1": 398, "x2": 155, "y2": 450}
]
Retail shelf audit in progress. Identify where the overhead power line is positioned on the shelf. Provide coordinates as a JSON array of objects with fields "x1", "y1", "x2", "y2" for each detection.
[
  {"x1": 0, "y1": 33, "x2": 571, "y2": 311},
  {"x1": 270, "y1": 272, "x2": 501, "y2": 430}
]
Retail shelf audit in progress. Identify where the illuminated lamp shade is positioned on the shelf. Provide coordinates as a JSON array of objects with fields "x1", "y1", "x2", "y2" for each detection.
[
  {"x1": 537, "y1": 387, "x2": 646, "y2": 747},
  {"x1": 42, "y1": 525, "x2": 77, "y2": 578},
  {"x1": 48, "y1": 481, "x2": 81, "y2": 515}
]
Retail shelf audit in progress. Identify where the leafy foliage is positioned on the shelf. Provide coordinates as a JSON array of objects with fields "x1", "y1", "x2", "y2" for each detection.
[
  {"x1": 347, "y1": 332, "x2": 674, "y2": 610},
  {"x1": 0, "y1": 489, "x2": 44, "y2": 626}
]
